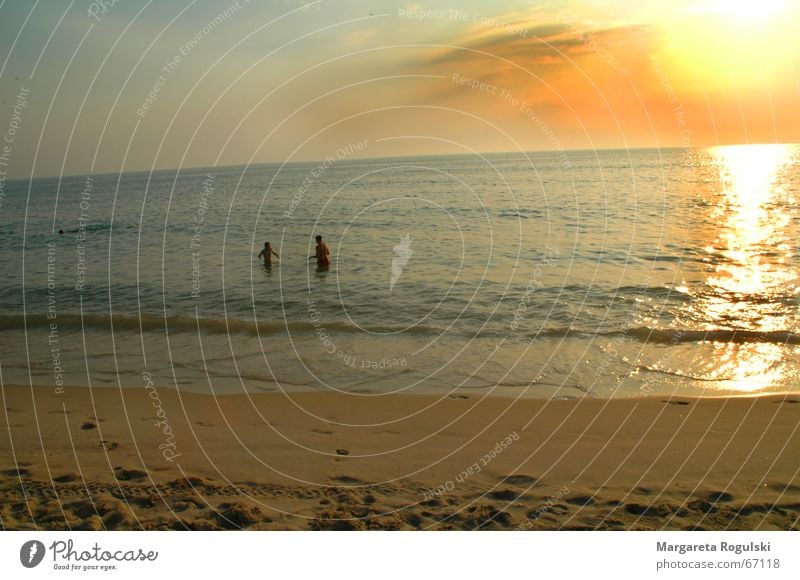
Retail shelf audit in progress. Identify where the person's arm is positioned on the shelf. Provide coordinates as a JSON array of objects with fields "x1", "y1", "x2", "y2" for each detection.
[
  {"x1": 257, "y1": 249, "x2": 265, "y2": 258},
  {"x1": 272, "y1": 250, "x2": 280, "y2": 259}
]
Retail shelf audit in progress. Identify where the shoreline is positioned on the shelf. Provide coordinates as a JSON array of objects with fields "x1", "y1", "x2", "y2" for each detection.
[
  {"x1": 1, "y1": 384, "x2": 798, "y2": 530},
  {"x1": 3, "y1": 375, "x2": 794, "y2": 400}
]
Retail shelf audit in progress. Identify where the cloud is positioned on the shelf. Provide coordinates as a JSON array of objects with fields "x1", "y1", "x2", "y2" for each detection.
[
  {"x1": 428, "y1": 20, "x2": 654, "y2": 76},
  {"x1": 403, "y1": 16, "x2": 722, "y2": 150},
  {"x1": 342, "y1": 27, "x2": 382, "y2": 47}
]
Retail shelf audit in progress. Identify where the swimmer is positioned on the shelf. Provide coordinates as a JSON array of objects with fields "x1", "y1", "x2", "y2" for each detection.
[
  {"x1": 258, "y1": 241, "x2": 280, "y2": 267},
  {"x1": 309, "y1": 235, "x2": 330, "y2": 270}
]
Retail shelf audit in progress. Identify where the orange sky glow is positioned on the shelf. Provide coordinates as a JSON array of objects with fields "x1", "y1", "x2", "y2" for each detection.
[{"x1": 0, "y1": 0, "x2": 798, "y2": 176}]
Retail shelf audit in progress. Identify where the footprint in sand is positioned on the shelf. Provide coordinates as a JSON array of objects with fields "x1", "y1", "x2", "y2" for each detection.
[
  {"x1": 100, "y1": 440, "x2": 119, "y2": 451},
  {"x1": 487, "y1": 489, "x2": 519, "y2": 501},
  {"x1": 335, "y1": 449, "x2": 349, "y2": 456},
  {"x1": 703, "y1": 490, "x2": 734, "y2": 503},
  {"x1": 53, "y1": 473, "x2": 80, "y2": 483},
  {"x1": 501, "y1": 474, "x2": 539, "y2": 486},
  {"x1": 686, "y1": 498, "x2": 718, "y2": 514},
  {"x1": 770, "y1": 482, "x2": 800, "y2": 494},
  {"x1": 113, "y1": 467, "x2": 148, "y2": 481},
  {"x1": 80, "y1": 421, "x2": 97, "y2": 430},
  {"x1": 330, "y1": 475, "x2": 363, "y2": 485},
  {"x1": 312, "y1": 429, "x2": 333, "y2": 435},
  {"x1": 565, "y1": 495, "x2": 595, "y2": 506},
  {"x1": 2, "y1": 467, "x2": 30, "y2": 477},
  {"x1": 662, "y1": 400, "x2": 690, "y2": 406}
]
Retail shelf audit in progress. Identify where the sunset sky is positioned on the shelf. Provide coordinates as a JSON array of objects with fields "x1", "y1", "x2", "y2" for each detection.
[{"x1": 0, "y1": 0, "x2": 798, "y2": 178}]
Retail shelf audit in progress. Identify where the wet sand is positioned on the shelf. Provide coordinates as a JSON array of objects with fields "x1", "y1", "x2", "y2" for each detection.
[{"x1": 1, "y1": 385, "x2": 798, "y2": 530}]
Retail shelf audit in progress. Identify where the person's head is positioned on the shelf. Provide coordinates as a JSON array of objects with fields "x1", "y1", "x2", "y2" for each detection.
[
  {"x1": 264, "y1": 242, "x2": 270, "y2": 249},
  {"x1": 315, "y1": 235, "x2": 322, "y2": 243}
]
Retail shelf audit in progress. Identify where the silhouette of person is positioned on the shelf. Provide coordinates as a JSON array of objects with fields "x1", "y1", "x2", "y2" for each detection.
[
  {"x1": 309, "y1": 235, "x2": 330, "y2": 270},
  {"x1": 258, "y1": 241, "x2": 279, "y2": 268}
]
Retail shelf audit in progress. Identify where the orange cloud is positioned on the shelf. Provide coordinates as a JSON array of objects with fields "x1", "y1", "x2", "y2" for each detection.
[{"x1": 411, "y1": 16, "x2": 799, "y2": 150}]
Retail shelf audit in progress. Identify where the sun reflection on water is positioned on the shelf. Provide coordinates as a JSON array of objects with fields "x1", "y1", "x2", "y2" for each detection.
[
  {"x1": 708, "y1": 144, "x2": 796, "y2": 314},
  {"x1": 682, "y1": 143, "x2": 798, "y2": 392}
]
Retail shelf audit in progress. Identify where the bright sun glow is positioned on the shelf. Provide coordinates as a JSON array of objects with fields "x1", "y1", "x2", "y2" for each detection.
[
  {"x1": 662, "y1": 0, "x2": 797, "y2": 88},
  {"x1": 695, "y1": 0, "x2": 789, "y2": 21}
]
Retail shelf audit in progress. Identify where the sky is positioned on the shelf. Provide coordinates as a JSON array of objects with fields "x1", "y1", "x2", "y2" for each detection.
[{"x1": 0, "y1": 0, "x2": 798, "y2": 178}]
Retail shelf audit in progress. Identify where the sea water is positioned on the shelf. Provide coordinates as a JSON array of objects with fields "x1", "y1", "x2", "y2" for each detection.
[{"x1": 2, "y1": 145, "x2": 799, "y2": 398}]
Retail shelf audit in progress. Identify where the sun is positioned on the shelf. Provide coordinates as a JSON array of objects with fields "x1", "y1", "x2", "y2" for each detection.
[
  {"x1": 696, "y1": 0, "x2": 789, "y2": 21},
  {"x1": 661, "y1": 0, "x2": 798, "y2": 90}
]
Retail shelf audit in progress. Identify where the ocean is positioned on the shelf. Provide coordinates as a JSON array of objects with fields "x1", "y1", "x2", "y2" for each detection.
[{"x1": 2, "y1": 145, "x2": 799, "y2": 398}]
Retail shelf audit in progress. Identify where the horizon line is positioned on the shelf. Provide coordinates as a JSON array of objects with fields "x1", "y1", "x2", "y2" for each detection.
[{"x1": 4, "y1": 142, "x2": 798, "y2": 184}]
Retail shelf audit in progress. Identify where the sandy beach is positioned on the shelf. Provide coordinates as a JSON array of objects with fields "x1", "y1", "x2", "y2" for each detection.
[{"x1": 1, "y1": 385, "x2": 798, "y2": 530}]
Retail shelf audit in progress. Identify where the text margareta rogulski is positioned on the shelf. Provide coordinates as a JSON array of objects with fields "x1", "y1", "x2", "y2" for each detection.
[{"x1": 657, "y1": 541, "x2": 771, "y2": 555}]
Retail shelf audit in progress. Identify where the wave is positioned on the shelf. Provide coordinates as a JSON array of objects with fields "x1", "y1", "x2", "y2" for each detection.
[
  {"x1": 524, "y1": 325, "x2": 800, "y2": 345},
  {"x1": 59, "y1": 222, "x2": 139, "y2": 235},
  {"x1": 3, "y1": 311, "x2": 798, "y2": 346},
  {"x1": 0, "y1": 313, "x2": 441, "y2": 337},
  {"x1": 607, "y1": 327, "x2": 800, "y2": 345},
  {"x1": 611, "y1": 285, "x2": 692, "y2": 300}
]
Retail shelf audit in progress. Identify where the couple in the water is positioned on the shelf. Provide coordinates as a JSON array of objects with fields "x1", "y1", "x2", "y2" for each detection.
[{"x1": 258, "y1": 235, "x2": 330, "y2": 270}]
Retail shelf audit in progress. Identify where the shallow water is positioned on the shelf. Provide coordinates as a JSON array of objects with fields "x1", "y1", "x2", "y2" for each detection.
[{"x1": 2, "y1": 145, "x2": 799, "y2": 398}]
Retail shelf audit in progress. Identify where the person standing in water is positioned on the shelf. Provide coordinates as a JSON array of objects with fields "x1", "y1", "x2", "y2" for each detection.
[
  {"x1": 309, "y1": 235, "x2": 330, "y2": 270},
  {"x1": 258, "y1": 241, "x2": 280, "y2": 267}
]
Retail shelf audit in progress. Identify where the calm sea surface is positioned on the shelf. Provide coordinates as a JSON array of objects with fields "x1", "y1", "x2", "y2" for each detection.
[{"x1": 2, "y1": 145, "x2": 799, "y2": 398}]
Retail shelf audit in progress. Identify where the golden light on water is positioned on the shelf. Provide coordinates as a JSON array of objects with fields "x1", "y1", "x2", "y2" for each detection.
[
  {"x1": 707, "y1": 144, "x2": 795, "y2": 314},
  {"x1": 689, "y1": 144, "x2": 798, "y2": 392}
]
